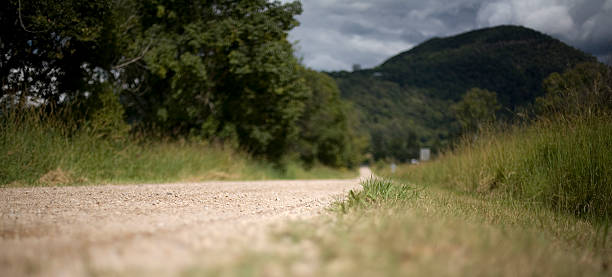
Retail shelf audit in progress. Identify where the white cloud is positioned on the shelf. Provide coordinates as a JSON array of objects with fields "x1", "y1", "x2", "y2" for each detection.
[
  {"x1": 307, "y1": 54, "x2": 352, "y2": 71},
  {"x1": 477, "y1": 2, "x2": 513, "y2": 26},
  {"x1": 523, "y1": 6, "x2": 574, "y2": 34},
  {"x1": 477, "y1": 0, "x2": 575, "y2": 35},
  {"x1": 347, "y1": 35, "x2": 414, "y2": 57}
]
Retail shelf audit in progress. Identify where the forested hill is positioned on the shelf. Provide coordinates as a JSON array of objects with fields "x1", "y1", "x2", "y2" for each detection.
[
  {"x1": 331, "y1": 25, "x2": 595, "y2": 161},
  {"x1": 378, "y1": 25, "x2": 594, "y2": 106}
]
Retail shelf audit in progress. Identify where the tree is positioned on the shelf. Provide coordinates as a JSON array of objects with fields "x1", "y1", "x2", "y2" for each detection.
[
  {"x1": 369, "y1": 120, "x2": 419, "y2": 162},
  {"x1": 1, "y1": 0, "x2": 118, "y2": 104},
  {"x1": 117, "y1": 0, "x2": 307, "y2": 162},
  {"x1": 451, "y1": 88, "x2": 501, "y2": 132},
  {"x1": 2, "y1": 0, "x2": 363, "y2": 167},
  {"x1": 536, "y1": 62, "x2": 612, "y2": 119},
  {"x1": 295, "y1": 68, "x2": 363, "y2": 168}
]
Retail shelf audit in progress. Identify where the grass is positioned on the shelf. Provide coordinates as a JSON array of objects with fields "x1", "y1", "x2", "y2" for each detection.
[
  {"x1": 181, "y1": 112, "x2": 612, "y2": 276},
  {"x1": 383, "y1": 116, "x2": 612, "y2": 222},
  {"x1": 5, "y1": 63, "x2": 610, "y2": 275},
  {"x1": 334, "y1": 177, "x2": 416, "y2": 212},
  {"x1": 26, "y1": 111, "x2": 608, "y2": 275},
  {"x1": 182, "y1": 178, "x2": 610, "y2": 276},
  {"x1": 0, "y1": 108, "x2": 356, "y2": 187}
]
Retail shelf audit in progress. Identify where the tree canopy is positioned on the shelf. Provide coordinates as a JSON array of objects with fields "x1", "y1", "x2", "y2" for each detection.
[
  {"x1": 116, "y1": 0, "x2": 309, "y2": 161},
  {"x1": 537, "y1": 62, "x2": 612, "y2": 119},
  {"x1": 1, "y1": 0, "x2": 363, "y2": 167},
  {"x1": 451, "y1": 88, "x2": 501, "y2": 133},
  {"x1": 1, "y1": 0, "x2": 117, "y2": 103},
  {"x1": 295, "y1": 68, "x2": 365, "y2": 168}
]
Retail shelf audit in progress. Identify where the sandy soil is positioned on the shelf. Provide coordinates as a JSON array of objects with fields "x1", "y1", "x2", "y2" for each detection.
[{"x1": 0, "y1": 167, "x2": 371, "y2": 276}]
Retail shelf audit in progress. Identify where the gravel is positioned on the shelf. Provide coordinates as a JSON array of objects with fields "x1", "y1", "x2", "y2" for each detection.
[{"x1": 0, "y1": 168, "x2": 371, "y2": 276}]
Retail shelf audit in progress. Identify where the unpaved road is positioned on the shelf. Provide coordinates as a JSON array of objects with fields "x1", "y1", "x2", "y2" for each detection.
[{"x1": 0, "y1": 167, "x2": 370, "y2": 276}]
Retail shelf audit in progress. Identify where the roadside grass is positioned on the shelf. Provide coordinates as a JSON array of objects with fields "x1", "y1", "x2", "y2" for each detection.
[
  {"x1": 185, "y1": 114, "x2": 612, "y2": 276},
  {"x1": 0, "y1": 109, "x2": 356, "y2": 187},
  {"x1": 184, "y1": 178, "x2": 611, "y2": 276},
  {"x1": 383, "y1": 116, "x2": 612, "y2": 222}
]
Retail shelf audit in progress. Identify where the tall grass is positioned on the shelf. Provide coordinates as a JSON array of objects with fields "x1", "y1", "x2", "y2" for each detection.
[
  {"x1": 0, "y1": 107, "x2": 355, "y2": 187},
  {"x1": 390, "y1": 115, "x2": 612, "y2": 221}
]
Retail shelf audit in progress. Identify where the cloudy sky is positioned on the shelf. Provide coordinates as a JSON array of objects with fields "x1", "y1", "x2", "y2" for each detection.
[{"x1": 284, "y1": 0, "x2": 612, "y2": 71}]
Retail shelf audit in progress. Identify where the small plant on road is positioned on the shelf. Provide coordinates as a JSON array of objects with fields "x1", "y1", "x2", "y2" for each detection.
[{"x1": 336, "y1": 177, "x2": 417, "y2": 212}]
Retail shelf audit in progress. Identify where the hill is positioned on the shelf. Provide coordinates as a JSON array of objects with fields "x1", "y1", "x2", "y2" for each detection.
[{"x1": 330, "y1": 25, "x2": 595, "y2": 160}]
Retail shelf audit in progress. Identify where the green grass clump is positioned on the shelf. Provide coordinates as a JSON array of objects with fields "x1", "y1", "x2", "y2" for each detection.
[
  {"x1": 386, "y1": 115, "x2": 612, "y2": 221},
  {"x1": 335, "y1": 178, "x2": 416, "y2": 212},
  {"x1": 0, "y1": 108, "x2": 355, "y2": 187}
]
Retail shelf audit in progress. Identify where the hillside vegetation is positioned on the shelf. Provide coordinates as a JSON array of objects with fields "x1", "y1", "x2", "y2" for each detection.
[
  {"x1": 390, "y1": 62, "x2": 612, "y2": 221},
  {"x1": 333, "y1": 25, "x2": 595, "y2": 160}
]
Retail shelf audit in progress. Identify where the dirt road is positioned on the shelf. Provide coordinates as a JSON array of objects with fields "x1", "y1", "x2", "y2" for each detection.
[{"x1": 0, "y1": 167, "x2": 370, "y2": 276}]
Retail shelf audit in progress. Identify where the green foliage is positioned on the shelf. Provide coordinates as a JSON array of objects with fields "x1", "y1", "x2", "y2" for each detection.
[
  {"x1": 393, "y1": 117, "x2": 612, "y2": 222},
  {"x1": 334, "y1": 25, "x2": 595, "y2": 161},
  {"x1": 387, "y1": 64, "x2": 612, "y2": 221},
  {"x1": 370, "y1": 120, "x2": 420, "y2": 161},
  {"x1": 391, "y1": 64, "x2": 612, "y2": 221},
  {"x1": 1, "y1": 0, "x2": 118, "y2": 102},
  {"x1": 451, "y1": 88, "x2": 501, "y2": 132},
  {"x1": 295, "y1": 69, "x2": 365, "y2": 168},
  {"x1": 333, "y1": 73, "x2": 454, "y2": 161},
  {"x1": 537, "y1": 62, "x2": 612, "y2": 118},
  {"x1": 3, "y1": 0, "x2": 361, "y2": 167},
  {"x1": 379, "y1": 26, "x2": 594, "y2": 105},
  {"x1": 117, "y1": 0, "x2": 308, "y2": 162},
  {"x1": 83, "y1": 84, "x2": 131, "y2": 140}
]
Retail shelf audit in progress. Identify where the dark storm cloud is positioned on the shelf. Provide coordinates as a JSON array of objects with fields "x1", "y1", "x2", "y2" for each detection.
[
  {"x1": 285, "y1": 0, "x2": 612, "y2": 71},
  {"x1": 566, "y1": 0, "x2": 612, "y2": 57}
]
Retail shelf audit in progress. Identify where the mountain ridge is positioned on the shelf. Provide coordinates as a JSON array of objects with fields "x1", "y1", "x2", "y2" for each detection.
[{"x1": 331, "y1": 25, "x2": 596, "y2": 160}]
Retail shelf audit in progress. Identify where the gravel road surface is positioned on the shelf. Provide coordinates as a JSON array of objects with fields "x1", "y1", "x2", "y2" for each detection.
[{"x1": 0, "y1": 167, "x2": 370, "y2": 276}]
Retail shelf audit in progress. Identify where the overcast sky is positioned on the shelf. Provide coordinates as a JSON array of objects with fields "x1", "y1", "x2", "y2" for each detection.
[{"x1": 285, "y1": 0, "x2": 612, "y2": 71}]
